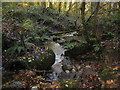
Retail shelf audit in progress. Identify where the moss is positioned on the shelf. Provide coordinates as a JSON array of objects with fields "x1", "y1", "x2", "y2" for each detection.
[
  {"x1": 65, "y1": 43, "x2": 93, "y2": 59},
  {"x1": 30, "y1": 49, "x2": 55, "y2": 70}
]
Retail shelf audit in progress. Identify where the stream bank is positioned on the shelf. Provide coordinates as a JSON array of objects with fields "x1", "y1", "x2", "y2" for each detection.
[{"x1": 2, "y1": 38, "x2": 120, "y2": 89}]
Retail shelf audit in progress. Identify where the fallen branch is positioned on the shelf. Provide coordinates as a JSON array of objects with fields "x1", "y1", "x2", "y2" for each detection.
[{"x1": 50, "y1": 28, "x2": 81, "y2": 36}]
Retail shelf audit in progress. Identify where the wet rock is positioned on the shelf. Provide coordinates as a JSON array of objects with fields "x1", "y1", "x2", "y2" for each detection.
[
  {"x1": 60, "y1": 72, "x2": 70, "y2": 79},
  {"x1": 60, "y1": 71, "x2": 77, "y2": 79},
  {"x1": 52, "y1": 62, "x2": 63, "y2": 75},
  {"x1": 52, "y1": 72, "x2": 60, "y2": 81},
  {"x1": 4, "y1": 47, "x2": 55, "y2": 71},
  {"x1": 62, "y1": 58, "x2": 71, "y2": 65},
  {"x1": 76, "y1": 71, "x2": 83, "y2": 79},
  {"x1": 0, "y1": 67, "x2": 5, "y2": 71},
  {"x1": 6, "y1": 48, "x2": 55, "y2": 71},
  {"x1": 8, "y1": 81, "x2": 23, "y2": 88},
  {"x1": 46, "y1": 72, "x2": 59, "y2": 81},
  {"x1": 31, "y1": 86, "x2": 38, "y2": 90},
  {"x1": 82, "y1": 66, "x2": 97, "y2": 78}
]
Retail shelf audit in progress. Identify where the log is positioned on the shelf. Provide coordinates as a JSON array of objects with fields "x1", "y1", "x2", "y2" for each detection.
[{"x1": 50, "y1": 28, "x2": 81, "y2": 36}]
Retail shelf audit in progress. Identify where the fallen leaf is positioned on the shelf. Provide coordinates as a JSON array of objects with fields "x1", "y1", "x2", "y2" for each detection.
[
  {"x1": 106, "y1": 80, "x2": 113, "y2": 84},
  {"x1": 37, "y1": 84, "x2": 41, "y2": 88},
  {"x1": 55, "y1": 86, "x2": 59, "y2": 88}
]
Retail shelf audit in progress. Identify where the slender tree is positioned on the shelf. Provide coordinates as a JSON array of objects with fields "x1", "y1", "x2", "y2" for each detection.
[
  {"x1": 93, "y1": 2, "x2": 100, "y2": 43},
  {"x1": 42, "y1": 1, "x2": 46, "y2": 8},
  {"x1": 48, "y1": 0, "x2": 53, "y2": 9},
  {"x1": 66, "y1": 2, "x2": 72, "y2": 15},
  {"x1": 64, "y1": 2, "x2": 67, "y2": 11},
  {"x1": 81, "y1": 1, "x2": 90, "y2": 43},
  {"x1": 58, "y1": 2, "x2": 62, "y2": 12}
]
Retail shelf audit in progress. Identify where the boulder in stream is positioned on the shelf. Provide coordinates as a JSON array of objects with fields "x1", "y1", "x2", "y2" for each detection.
[
  {"x1": 29, "y1": 49, "x2": 55, "y2": 70},
  {"x1": 65, "y1": 43, "x2": 93, "y2": 60},
  {"x1": 7, "y1": 48, "x2": 55, "y2": 71}
]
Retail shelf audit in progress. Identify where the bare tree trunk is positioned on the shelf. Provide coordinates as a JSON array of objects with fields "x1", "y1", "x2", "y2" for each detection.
[
  {"x1": 37, "y1": 2, "x2": 40, "y2": 5},
  {"x1": 66, "y1": 2, "x2": 72, "y2": 15},
  {"x1": 64, "y1": 2, "x2": 67, "y2": 11},
  {"x1": 58, "y1": 2, "x2": 62, "y2": 12},
  {"x1": 74, "y1": 2, "x2": 78, "y2": 15},
  {"x1": 49, "y1": 2, "x2": 53, "y2": 8},
  {"x1": 75, "y1": 2, "x2": 82, "y2": 27},
  {"x1": 118, "y1": 2, "x2": 120, "y2": 8},
  {"x1": 48, "y1": 0, "x2": 53, "y2": 9},
  {"x1": 107, "y1": 3, "x2": 112, "y2": 15},
  {"x1": 113, "y1": 2, "x2": 118, "y2": 13},
  {"x1": 81, "y1": 1, "x2": 90, "y2": 43},
  {"x1": 42, "y1": 2, "x2": 46, "y2": 8},
  {"x1": 93, "y1": 2, "x2": 100, "y2": 43},
  {"x1": 63, "y1": 2, "x2": 67, "y2": 11},
  {"x1": 91, "y1": 2, "x2": 96, "y2": 14}
]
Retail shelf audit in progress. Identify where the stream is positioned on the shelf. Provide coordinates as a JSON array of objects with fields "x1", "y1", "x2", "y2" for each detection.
[
  {"x1": 46, "y1": 36, "x2": 97, "y2": 82},
  {"x1": 48, "y1": 42, "x2": 66, "y2": 81},
  {"x1": 2, "y1": 32, "x2": 100, "y2": 89},
  {"x1": 46, "y1": 32, "x2": 79, "y2": 81}
]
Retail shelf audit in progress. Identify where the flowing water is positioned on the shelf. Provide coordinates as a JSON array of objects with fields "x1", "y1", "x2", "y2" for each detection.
[
  {"x1": 45, "y1": 32, "x2": 79, "y2": 81},
  {"x1": 49, "y1": 31, "x2": 77, "y2": 64},
  {"x1": 48, "y1": 42, "x2": 67, "y2": 80},
  {"x1": 49, "y1": 42, "x2": 66, "y2": 64}
]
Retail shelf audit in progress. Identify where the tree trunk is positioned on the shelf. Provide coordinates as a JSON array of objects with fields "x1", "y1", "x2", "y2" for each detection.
[
  {"x1": 64, "y1": 2, "x2": 67, "y2": 11},
  {"x1": 74, "y1": 2, "x2": 78, "y2": 15},
  {"x1": 81, "y1": 1, "x2": 90, "y2": 43},
  {"x1": 48, "y1": 0, "x2": 53, "y2": 9},
  {"x1": 42, "y1": 2, "x2": 46, "y2": 8},
  {"x1": 93, "y1": 2, "x2": 100, "y2": 43},
  {"x1": 58, "y1": 2, "x2": 62, "y2": 12},
  {"x1": 66, "y1": 2, "x2": 72, "y2": 15},
  {"x1": 113, "y1": 2, "x2": 118, "y2": 13},
  {"x1": 91, "y1": 2, "x2": 96, "y2": 14}
]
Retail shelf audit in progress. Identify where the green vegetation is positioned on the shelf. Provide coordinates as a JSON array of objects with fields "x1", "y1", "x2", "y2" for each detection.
[{"x1": 2, "y1": 1, "x2": 120, "y2": 89}]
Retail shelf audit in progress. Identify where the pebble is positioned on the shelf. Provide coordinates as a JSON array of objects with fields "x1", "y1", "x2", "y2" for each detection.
[
  {"x1": 31, "y1": 86, "x2": 38, "y2": 90},
  {"x1": 8, "y1": 81, "x2": 23, "y2": 88}
]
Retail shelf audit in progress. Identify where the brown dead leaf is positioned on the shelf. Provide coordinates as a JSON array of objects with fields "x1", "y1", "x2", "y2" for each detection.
[{"x1": 106, "y1": 80, "x2": 113, "y2": 84}]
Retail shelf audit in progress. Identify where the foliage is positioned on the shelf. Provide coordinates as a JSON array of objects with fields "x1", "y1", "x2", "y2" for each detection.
[
  {"x1": 2, "y1": 3, "x2": 76, "y2": 46},
  {"x1": 7, "y1": 45, "x2": 26, "y2": 57},
  {"x1": 2, "y1": 2, "x2": 120, "y2": 89},
  {"x1": 111, "y1": 13, "x2": 120, "y2": 26},
  {"x1": 21, "y1": 19, "x2": 33, "y2": 30},
  {"x1": 60, "y1": 79, "x2": 79, "y2": 88},
  {"x1": 19, "y1": 48, "x2": 55, "y2": 70},
  {"x1": 102, "y1": 31, "x2": 114, "y2": 40},
  {"x1": 63, "y1": 44, "x2": 75, "y2": 49},
  {"x1": 93, "y1": 44, "x2": 102, "y2": 52},
  {"x1": 100, "y1": 67, "x2": 119, "y2": 81}
]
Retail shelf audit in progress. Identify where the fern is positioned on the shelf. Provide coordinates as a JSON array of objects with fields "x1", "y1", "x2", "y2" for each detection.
[
  {"x1": 25, "y1": 42, "x2": 35, "y2": 46},
  {"x1": 7, "y1": 45, "x2": 25, "y2": 54}
]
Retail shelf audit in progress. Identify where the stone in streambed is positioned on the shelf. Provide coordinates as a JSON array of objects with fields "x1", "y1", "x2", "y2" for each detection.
[{"x1": 7, "y1": 81, "x2": 23, "y2": 88}]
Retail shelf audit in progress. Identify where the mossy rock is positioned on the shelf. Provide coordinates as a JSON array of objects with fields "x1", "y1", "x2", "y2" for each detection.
[
  {"x1": 29, "y1": 49, "x2": 55, "y2": 70},
  {"x1": 7, "y1": 49, "x2": 55, "y2": 71},
  {"x1": 65, "y1": 43, "x2": 93, "y2": 60}
]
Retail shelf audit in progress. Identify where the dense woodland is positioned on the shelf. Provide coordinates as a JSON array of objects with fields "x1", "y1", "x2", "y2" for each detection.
[{"x1": 2, "y1": 1, "x2": 120, "y2": 89}]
